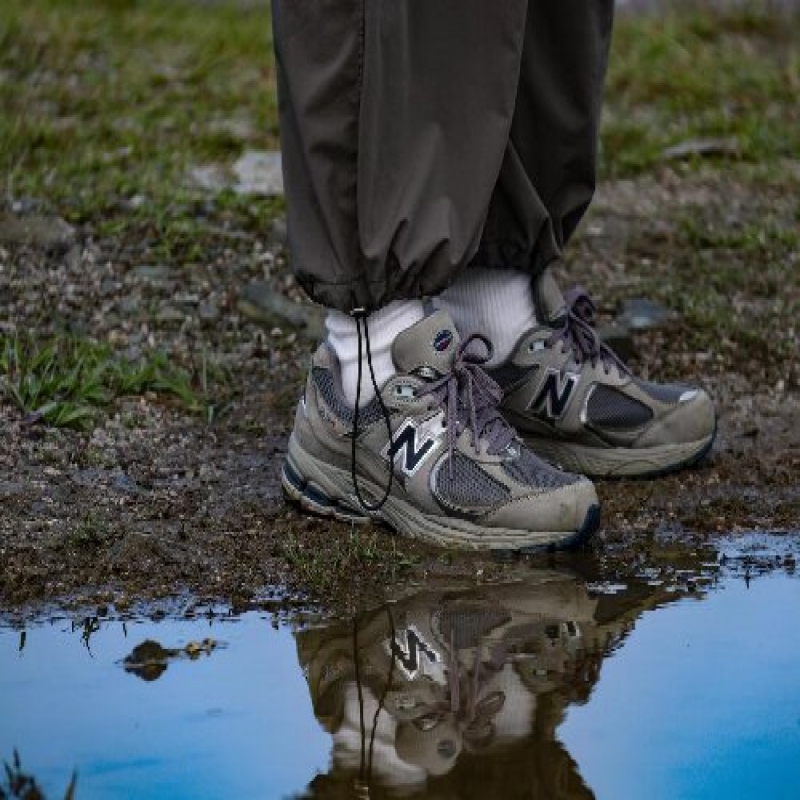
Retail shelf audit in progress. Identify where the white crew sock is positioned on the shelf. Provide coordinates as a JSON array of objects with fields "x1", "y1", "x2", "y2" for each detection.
[
  {"x1": 433, "y1": 268, "x2": 537, "y2": 367},
  {"x1": 326, "y1": 299, "x2": 425, "y2": 406}
]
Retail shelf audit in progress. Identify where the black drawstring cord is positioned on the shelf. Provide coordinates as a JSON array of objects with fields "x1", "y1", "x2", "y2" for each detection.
[
  {"x1": 367, "y1": 603, "x2": 397, "y2": 782},
  {"x1": 353, "y1": 604, "x2": 398, "y2": 794},
  {"x1": 353, "y1": 616, "x2": 366, "y2": 787},
  {"x1": 351, "y1": 309, "x2": 395, "y2": 514}
]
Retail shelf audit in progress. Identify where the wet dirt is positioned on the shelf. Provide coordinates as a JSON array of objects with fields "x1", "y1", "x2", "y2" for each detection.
[{"x1": 2, "y1": 166, "x2": 798, "y2": 613}]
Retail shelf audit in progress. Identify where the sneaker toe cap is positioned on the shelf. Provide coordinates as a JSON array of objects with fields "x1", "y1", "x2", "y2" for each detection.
[
  {"x1": 484, "y1": 477, "x2": 599, "y2": 534},
  {"x1": 636, "y1": 386, "x2": 716, "y2": 448}
]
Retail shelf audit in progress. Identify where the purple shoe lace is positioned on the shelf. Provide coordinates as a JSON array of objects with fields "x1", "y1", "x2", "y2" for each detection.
[
  {"x1": 417, "y1": 334, "x2": 516, "y2": 471},
  {"x1": 549, "y1": 288, "x2": 629, "y2": 376}
]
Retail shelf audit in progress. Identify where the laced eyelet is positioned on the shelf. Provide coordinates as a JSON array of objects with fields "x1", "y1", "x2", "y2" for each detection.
[{"x1": 394, "y1": 385, "x2": 417, "y2": 399}]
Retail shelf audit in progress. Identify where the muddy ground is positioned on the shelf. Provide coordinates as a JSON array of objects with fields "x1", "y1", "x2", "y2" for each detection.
[
  {"x1": 3, "y1": 164, "x2": 797, "y2": 614},
  {"x1": 1, "y1": 1, "x2": 798, "y2": 614}
]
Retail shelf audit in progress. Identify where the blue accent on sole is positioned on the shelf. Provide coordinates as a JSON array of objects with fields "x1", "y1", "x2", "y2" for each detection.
[
  {"x1": 282, "y1": 459, "x2": 305, "y2": 492},
  {"x1": 304, "y1": 484, "x2": 335, "y2": 508},
  {"x1": 282, "y1": 461, "x2": 367, "y2": 522}
]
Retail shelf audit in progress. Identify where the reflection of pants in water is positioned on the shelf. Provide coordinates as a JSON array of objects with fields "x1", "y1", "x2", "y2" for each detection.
[
  {"x1": 271, "y1": 1, "x2": 615, "y2": 313},
  {"x1": 294, "y1": 572, "x2": 655, "y2": 796}
]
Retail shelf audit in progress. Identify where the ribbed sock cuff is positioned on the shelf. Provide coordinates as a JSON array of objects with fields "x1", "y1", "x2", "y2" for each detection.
[
  {"x1": 326, "y1": 299, "x2": 425, "y2": 406},
  {"x1": 434, "y1": 268, "x2": 537, "y2": 366}
]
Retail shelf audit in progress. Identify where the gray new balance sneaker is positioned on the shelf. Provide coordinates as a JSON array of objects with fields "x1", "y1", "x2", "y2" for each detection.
[
  {"x1": 492, "y1": 272, "x2": 716, "y2": 478},
  {"x1": 282, "y1": 311, "x2": 600, "y2": 553}
]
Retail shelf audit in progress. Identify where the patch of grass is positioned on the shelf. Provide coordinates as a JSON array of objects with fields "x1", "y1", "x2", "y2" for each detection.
[
  {"x1": 666, "y1": 216, "x2": 797, "y2": 330},
  {"x1": 608, "y1": 205, "x2": 799, "y2": 385},
  {"x1": 602, "y1": 4, "x2": 800, "y2": 175},
  {"x1": 283, "y1": 523, "x2": 418, "y2": 598},
  {"x1": 69, "y1": 512, "x2": 115, "y2": 550},
  {"x1": 0, "y1": 334, "x2": 229, "y2": 428},
  {"x1": 0, "y1": 0, "x2": 281, "y2": 255},
  {"x1": 2, "y1": 0, "x2": 796, "y2": 230}
]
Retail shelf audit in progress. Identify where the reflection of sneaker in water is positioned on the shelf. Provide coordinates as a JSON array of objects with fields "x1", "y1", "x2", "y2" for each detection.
[
  {"x1": 282, "y1": 310, "x2": 600, "y2": 552},
  {"x1": 294, "y1": 569, "x2": 658, "y2": 796},
  {"x1": 492, "y1": 271, "x2": 716, "y2": 478}
]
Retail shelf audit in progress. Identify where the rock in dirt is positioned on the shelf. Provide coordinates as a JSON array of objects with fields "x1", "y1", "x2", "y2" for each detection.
[
  {"x1": 156, "y1": 304, "x2": 185, "y2": 324},
  {"x1": 188, "y1": 151, "x2": 284, "y2": 195},
  {"x1": 615, "y1": 297, "x2": 677, "y2": 332},
  {"x1": 0, "y1": 481, "x2": 28, "y2": 500},
  {"x1": 197, "y1": 300, "x2": 221, "y2": 324},
  {"x1": 233, "y1": 150, "x2": 284, "y2": 195},
  {"x1": 130, "y1": 264, "x2": 175, "y2": 283},
  {"x1": 0, "y1": 212, "x2": 76, "y2": 252},
  {"x1": 239, "y1": 281, "x2": 324, "y2": 341},
  {"x1": 270, "y1": 215, "x2": 288, "y2": 245},
  {"x1": 660, "y1": 137, "x2": 740, "y2": 162}
]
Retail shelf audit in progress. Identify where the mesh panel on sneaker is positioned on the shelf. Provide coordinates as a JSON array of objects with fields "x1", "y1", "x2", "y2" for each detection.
[
  {"x1": 503, "y1": 446, "x2": 578, "y2": 489},
  {"x1": 636, "y1": 379, "x2": 690, "y2": 405},
  {"x1": 312, "y1": 367, "x2": 383, "y2": 427},
  {"x1": 490, "y1": 363, "x2": 536, "y2": 393},
  {"x1": 587, "y1": 385, "x2": 653, "y2": 429},
  {"x1": 434, "y1": 454, "x2": 509, "y2": 510},
  {"x1": 435, "y1": 607, "x2": 512, "y2": 650}
]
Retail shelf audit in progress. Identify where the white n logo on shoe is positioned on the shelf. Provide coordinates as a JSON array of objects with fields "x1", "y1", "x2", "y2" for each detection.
[
  {"x1": 529, "y1": 369, "x2": 579, "y2": 420},
  {"x1": 386, "y1": 625, "x2": 439, "y2": 679},
  {"x1": 382, "y1": 418, "x2": 441, "y2": 476}
]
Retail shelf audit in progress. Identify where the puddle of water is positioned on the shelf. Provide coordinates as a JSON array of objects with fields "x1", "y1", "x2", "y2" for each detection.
[
  {"x1": 2, "y1": 541, "x2": 800, "y2": 799},
  {"x1": 1, "y1": 614, "x2": 330, "y2": 799}
]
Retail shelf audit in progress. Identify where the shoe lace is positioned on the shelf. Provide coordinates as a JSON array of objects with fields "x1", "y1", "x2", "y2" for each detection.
[
  {"x1": 549, "y1": 287, "x2": 629, "y2": 376},
  {"x1": 417, "y1": 334, "x2": 516, "y2": 472}
]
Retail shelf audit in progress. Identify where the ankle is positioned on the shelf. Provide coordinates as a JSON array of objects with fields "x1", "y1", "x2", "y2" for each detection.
[
  {"x1": 325, "y1": 300, "x2": 425, "y2": 405},
  {"x1": 434, "y1": 268, "x2": 537, "y2": 367}
]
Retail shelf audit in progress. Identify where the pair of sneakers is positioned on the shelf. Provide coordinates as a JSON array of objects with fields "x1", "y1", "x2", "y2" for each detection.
[{"x1": 282, "y1": 271, "x2": 716, "y2": 554}]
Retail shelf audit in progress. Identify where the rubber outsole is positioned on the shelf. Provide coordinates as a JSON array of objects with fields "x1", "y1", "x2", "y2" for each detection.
[
  {"x1": 282, "y1": 458, "x2": 368, "y2": 524},
  {"x1": 521, "y1": 423, "x2": 717, "y2": 480},
  {"x1": 281, "y1": 457, "x2": 600, "y2": 556},
  {"x1": 630, "y1": 424, "x2": 717, "y2": 480},
  {"x1": 516, "y1": 502, "x2": 600, "y2": 556}
]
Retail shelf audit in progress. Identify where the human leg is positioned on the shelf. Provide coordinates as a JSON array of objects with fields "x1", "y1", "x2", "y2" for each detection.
[
  {"x1": 271, "y1": 0, "x2": 530, "y2": 313},
  {"x1": 272, "y1": 1, "x2": 601, "y2": 547},
  {"x1": 429, "y1": 1, "x2": 714, "y2": 476}
]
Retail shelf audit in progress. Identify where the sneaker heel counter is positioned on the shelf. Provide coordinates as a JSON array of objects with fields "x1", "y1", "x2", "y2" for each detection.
[
  {"x1": 293, "y1": 368, "x2": 320, "y2": 445},
  {"x1": 292, "y1": 365, "x2": 352, "y2": 465}
]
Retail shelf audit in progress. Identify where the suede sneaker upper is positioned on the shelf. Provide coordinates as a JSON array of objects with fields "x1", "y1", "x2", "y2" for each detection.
[
  {"x1": 282, "y1": 310, "x2": 600, "y2": 552},
  {"x1": 492, "y1": 271, "x2": 716, "y2": 478}
]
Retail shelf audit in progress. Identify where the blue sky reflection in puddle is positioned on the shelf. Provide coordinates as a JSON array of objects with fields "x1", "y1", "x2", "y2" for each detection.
[
  {"x1": 1, "y1": 615, "x2": 329, "y2": 799},
  {"x1": 2, "y1": 565, "x2": 800, "y2": 799}
]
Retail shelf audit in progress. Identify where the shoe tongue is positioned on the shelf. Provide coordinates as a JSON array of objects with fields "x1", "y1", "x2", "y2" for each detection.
[
  {"x1": 533, "y1": 269, "x2": 567, "y2": 324},
  {"x1": 392, "y1": 310, "x2": 461, "y2": 377}
]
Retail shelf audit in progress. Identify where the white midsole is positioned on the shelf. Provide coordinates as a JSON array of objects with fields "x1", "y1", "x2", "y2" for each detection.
[{"x1": 521, "y1": 433, "x2": 715, "y2": 478}]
